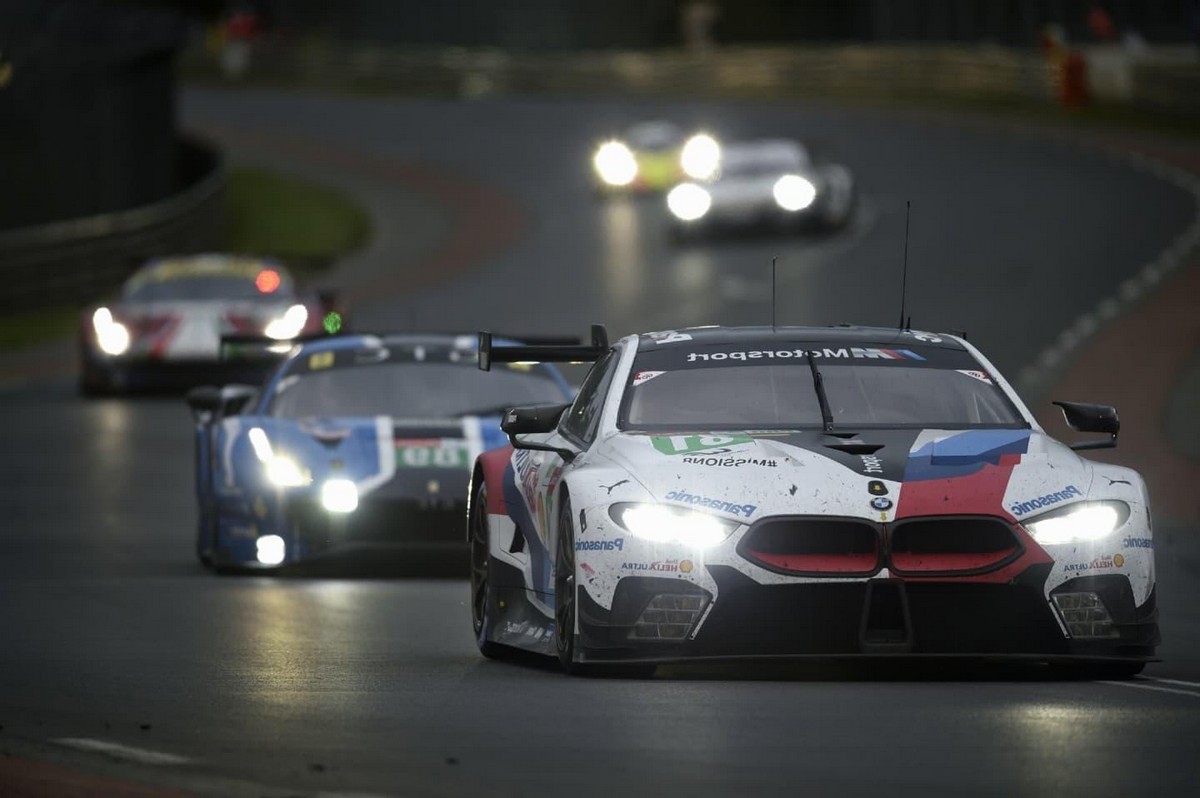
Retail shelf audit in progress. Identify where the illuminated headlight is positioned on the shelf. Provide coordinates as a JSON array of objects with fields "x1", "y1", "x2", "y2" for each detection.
[
  {"x1": 1025, "y1": 501, "x2": 1129, "y2": 546},
  {"x1": 773, "y1": 174, "x2": 817, "y2": 211},
  {"x1": 666, "y1": 183, "x2": 712, "y2": 221},
  {"x1": 266, "y1": 455, "x2": 309, "y2": 487},
  {"x1": 609, "y1": 503, "x2": 739, "y2": 548},
  {"x1": 264, "y1": 304, "x2": 308, "y2": 340},
  {"x1": 256, "y1": 534, "x2": 286, "y2": 566},
  {"x1": 680, "y1": 134, "x2": 720, "y2": 180},
  {"x1": 92, "y1": 307, "x2": 131, "y2": 356},
  {"x1": 593, "y1": 140, "x2": 638, "y2": 187},
  {"x1": 321, "y1": 479, "x2": 359, "y2": 513}
]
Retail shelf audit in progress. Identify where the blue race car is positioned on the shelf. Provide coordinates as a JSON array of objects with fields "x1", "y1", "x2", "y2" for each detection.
[{"x1": 186, "y1": 333, "x2": 573, "y2": 570}]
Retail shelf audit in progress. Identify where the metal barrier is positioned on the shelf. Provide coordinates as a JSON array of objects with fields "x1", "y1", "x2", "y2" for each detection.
[
  {"x1": 183, "y1": 42, "x2": 1059, "y2": 103},
  {"x1": 0, "y1": 138, "x2": 226, "y2": 313}
]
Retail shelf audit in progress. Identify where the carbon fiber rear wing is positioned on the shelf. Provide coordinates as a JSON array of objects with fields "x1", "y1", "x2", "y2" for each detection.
[{"x1": 478, "y1": 325, "x2": 609, "y2": 371}]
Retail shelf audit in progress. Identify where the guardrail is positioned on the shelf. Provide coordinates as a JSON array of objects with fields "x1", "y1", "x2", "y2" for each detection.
[
  {"x1": 183, "y1": 42, "x2": 1059, "y2": 103},
  {"x1": 0, "y1": 138, "x2": 226, "y2": 313}
]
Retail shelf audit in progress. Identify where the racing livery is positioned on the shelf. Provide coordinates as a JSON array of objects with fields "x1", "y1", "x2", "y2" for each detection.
[
  {"x1": 189, "y1": 334, "x2": 571, "y2": 570},
  {"x1": 666, "y1": 139, "x2": 855, "y2": 239},
  {"x1": 80, "y1": 254, "x2": 338, "y2": 394},
  {"x1": 469, "y1": 325, "x2": 1158, "y2": 676}
]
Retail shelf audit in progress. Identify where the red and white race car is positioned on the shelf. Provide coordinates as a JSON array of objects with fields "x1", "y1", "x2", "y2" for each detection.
[{"x1": 79, "y1": 254, "x2": 340, "y2": 395}]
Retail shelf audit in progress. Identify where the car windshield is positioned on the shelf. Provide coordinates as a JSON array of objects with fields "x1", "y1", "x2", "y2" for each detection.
[
  {"x1": 270, "y1": 361, "x2": 565, "y2": 418},
  {"x1": 124, "y1": 276, "x2": 292, "y2": 302},
  {"x1": 720, "y1": 147, "x2": 807, "y2": 178},
  {"x1": 621, "y1": 342, "x2": 1025, "y2": 430}
]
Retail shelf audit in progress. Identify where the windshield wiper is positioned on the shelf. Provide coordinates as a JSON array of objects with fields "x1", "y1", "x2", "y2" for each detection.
[{"x1": 804, "y1": 350, "x2": 835, "y2": 433}]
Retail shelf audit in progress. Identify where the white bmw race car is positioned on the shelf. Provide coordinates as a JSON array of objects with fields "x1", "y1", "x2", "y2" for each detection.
[
  {"x1": 468, "y1": 325, "x2": 1158, "y2": 676},
  {"x1": 666, "y1": 139, "x2": 855, "y2": 239}
]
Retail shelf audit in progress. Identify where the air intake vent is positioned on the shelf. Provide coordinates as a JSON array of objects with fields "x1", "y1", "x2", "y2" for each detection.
[
  {"x1": 888, "y1": 516, "x2": 1022, "y2": 576},
  {"x1": 738, "y1": 517, "x2": 881, "y2": 577}
]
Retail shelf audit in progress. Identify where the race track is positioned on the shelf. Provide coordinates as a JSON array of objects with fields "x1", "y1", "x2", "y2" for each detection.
[{"x1": 1, "y1": 90, "x2": 1198, "y2": 796}]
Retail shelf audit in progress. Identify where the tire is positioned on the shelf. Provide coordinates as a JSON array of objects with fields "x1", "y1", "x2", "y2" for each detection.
[
  {"x1": 554, "y1": 492, "x2": 580, "y2": 673},
  {"x1": 469, "y1": 481, "x2": 511, "y2": 659}
]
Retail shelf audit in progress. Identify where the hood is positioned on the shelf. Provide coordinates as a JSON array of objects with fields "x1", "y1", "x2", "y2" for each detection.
[{"x1": 597, "y1": 428, "x2": 1093, "y2": 525}]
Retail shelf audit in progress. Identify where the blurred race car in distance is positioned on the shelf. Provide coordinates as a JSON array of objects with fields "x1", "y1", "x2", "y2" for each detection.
[
  {"x1": 469, "y1": 325, "x2": 1157, "y2": 677},
  {"x1": 666, "y1": 139, "x2": 855, "y2": 240},
  {"x1": 80, "y1": 254, "x2": 342, "y2": 395},
  {"x1": 188, "y1": 333, "x2": 573, "y2": 571},
  {"x1": 592, "y1": 121, "x2": 720, "y2": 192}
]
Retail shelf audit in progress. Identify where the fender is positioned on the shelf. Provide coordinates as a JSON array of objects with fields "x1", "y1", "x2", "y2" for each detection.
[{"x1": 477, "y1": 445, "x2": 514, "y2": 515}]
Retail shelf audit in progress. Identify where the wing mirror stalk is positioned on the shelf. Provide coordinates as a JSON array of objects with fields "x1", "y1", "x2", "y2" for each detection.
[
  {"x1": 502, "y1": 403, "x2": 578, "y2": 463},
  {"x1": 1054, "y1": 401, "x2": 1119, "y2": 451}
]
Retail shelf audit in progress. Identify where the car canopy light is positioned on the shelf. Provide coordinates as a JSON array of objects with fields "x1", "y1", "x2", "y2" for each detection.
[
  {"x1": 1053, "y1": 592, "x2": 1119, "y2": 639},
  {"x1": 610, "y1": 503, "x2": 739, "y2": 548},
  {"x1": 1024, "y1": 501, "x2": 1128, "y2": 546},
  {"x1": 630, "y1": 593, "x2": 709, "y2": 641}
]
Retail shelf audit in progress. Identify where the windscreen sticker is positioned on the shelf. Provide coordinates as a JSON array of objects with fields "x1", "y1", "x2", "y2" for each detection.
[
  {"x1": 956, "y1": 369, "x2": 992, "y2": 384},
  {"x1": 631, "y1": 342, "x2": 981, "y2": 371},
  {"x1": 645, "y1": 330, "x2": 693, "y2": 345},
  {"x1": 632, "y1": 370, "x2": 665, "y2": 386},
  {"x1": 651, "y1": 434, "x2": 754, "y2": 456},
  {"x1": 309, "y1": 351, "x2": 336, "y2": 370}
]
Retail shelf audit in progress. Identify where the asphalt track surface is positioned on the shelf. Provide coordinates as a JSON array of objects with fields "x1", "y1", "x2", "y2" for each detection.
[{"x1": 1, "y1": 90, "x2": 1199, "y2": 796}]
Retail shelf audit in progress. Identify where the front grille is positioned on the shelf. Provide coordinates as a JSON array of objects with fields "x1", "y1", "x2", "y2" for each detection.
[
  {"x1": 737, "y1": 517, "x2": 881, "y2": 577},
  {"x1": 887, "y1": 516, "x2": 1022, "y2": 576}
]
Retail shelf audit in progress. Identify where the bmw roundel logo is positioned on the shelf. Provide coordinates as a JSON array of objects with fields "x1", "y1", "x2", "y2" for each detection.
[{"x1": 871, "y1": 497, "x2": 893, "y2": 511}]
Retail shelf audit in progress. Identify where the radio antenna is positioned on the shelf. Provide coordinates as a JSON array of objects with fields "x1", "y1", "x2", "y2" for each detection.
[
  {"x1": 898, "y1": 200, "x2": 911, "y2": 330},
  {"x1": 771, "y1": 256, "x2": 778, "y2": 332}
]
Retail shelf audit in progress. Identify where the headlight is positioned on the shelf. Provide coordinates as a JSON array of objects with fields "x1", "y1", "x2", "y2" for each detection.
[
  {"x1": 666, "y1": 183, "x2": 711, "y2": 221},
  {"x1": 266, "y1": 455, "x2": 309, "y2": 487},
  {"x1": 321, "y1": 479, "x2": 359, "y2": 513},
  {"x1": 92, "y1": 307, "x2": 131, "y2": 356},
  {"x1": 256, "y1": 535, "x2": 286, "y2": 566},
  {"x1": 264, "y1": 304, "x2": 308, "y2": 340},
  {"x1": 593, "y1": 140, "x2": 638, "y2": 187},
  {"x1": 1025, "y1": 501, "x2": 1130, "y2": 546},
  {"x1": 680, "y1": 134, "x2": 720, "y2": 180},
  {"x1": 773, "y1": 174, "x2": 816, "y2": 211},
  {"x1": 609, "y1": 502, "x2": 739, "y2": 548}
]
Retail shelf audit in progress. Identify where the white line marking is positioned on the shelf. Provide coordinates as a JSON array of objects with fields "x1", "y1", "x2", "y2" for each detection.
[
  {"x1": 1097, "y1": 681, "x2": 1200, "y2": 699},
  {"x1": 54, "y1": 738, "x2": 192, "y2": 766},
  {"x1": 1145, "y1": 677, "x2": 1200, "y2": 690}
]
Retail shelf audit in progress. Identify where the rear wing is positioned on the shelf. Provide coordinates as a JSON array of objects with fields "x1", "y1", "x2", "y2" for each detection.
[{"x1": 478, "y1": 325, "x2": 609, "y2": 371}]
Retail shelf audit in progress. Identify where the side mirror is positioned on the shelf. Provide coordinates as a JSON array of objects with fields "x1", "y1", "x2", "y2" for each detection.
[
  {"x1": 1053, "y1": 401, "x2": 1119, "y2": 450},
  {"x1": 502, "y1": 403, "x2": 569, "y2": 436},
  {"x1": 186, "y1": 385, "x2": 222, "y2": 419},
  {"x1": 220, "y1": 384, "x2": 260, "y2": 416},
  {"x1": 501, "y1": 403, "x2": 577, "y2": 462}
]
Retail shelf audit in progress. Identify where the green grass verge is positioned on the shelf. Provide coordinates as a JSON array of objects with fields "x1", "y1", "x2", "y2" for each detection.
[{"x1": 227, "y1": 165, "x2": 371, "y2": 276}]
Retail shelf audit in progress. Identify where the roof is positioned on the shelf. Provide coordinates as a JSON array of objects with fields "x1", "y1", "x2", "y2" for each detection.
[{"x1": 636, "y1": 325, "x2": 966, "y2": 350}]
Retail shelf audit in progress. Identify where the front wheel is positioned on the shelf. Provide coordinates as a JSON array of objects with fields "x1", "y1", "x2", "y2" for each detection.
[
  {"x1": 554, "y1": 493, "x2": 579, "y2": 673},
  {"x1": 470, "y1": 481, "x2": 510, "y2": 659}
]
